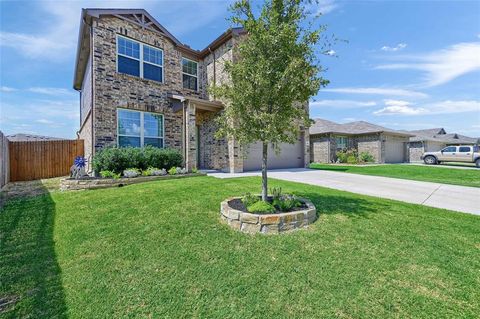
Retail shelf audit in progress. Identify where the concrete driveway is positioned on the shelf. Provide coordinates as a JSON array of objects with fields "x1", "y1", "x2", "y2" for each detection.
[{"x1": 208, "y1": 168, "x2": 480, "y2": 215}]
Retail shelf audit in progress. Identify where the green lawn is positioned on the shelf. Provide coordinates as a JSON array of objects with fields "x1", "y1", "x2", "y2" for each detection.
[
  {"x1": 1, "y1": 176, "x2": 479, "y2": 318},
  {"x1": 309, "y1": 163, "x2": 480, "y2": 187}
]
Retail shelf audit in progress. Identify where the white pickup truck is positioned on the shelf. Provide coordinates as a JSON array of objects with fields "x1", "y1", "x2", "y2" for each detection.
[{"x1": 422, "y1": 145, "x2": 480, "y2": 168}]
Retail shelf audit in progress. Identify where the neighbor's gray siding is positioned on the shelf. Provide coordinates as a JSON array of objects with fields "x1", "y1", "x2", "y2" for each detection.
[{"x1": 80, "y1": 55, "x2": 93, "y2": 126}]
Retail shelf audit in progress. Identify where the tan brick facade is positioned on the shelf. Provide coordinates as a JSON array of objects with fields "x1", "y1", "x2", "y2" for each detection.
[{"x1": 76, "y1": 11, "x2": 309, "y2": 173}]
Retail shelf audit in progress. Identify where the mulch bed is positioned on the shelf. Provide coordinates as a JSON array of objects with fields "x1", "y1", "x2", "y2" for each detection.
[{"x1": 228, "y1": 197, "x2": 307, "y2": 215}]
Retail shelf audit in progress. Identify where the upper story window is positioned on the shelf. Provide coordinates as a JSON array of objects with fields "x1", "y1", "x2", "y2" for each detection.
[
  {"x1": 117, "y1": 35, "x2": 163, "y2": 83},
  {"x1": 182, "y1": 58, "x2": 198, "y2": 91},
  {"x1": 117, "y1": 109, "x2": 164, "y2": 148}
]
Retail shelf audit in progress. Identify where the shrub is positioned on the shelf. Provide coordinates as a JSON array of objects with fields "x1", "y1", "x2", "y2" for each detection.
[
  {"x1": 191, "y1": 167, "x2": 198, "y2": 173},
  {"x1": 123, "y1": 168, "x2": 141, "y2": 178},
  {"x1": 346, "y1": 155, "x2": 358, "y2": 164},
  {"x1": 336, "y1": 150, "x2": 348, "y2": 163},
  {"x1": 177, "y1": 167, "x2": 188, "y2": 174},
  {"x1": 270, "y1": 187, "x2": 282, "y2": 201},
  {"x1": 168, "y1": 167, "x2": 178, "y2": 175},
  {"x1": 100, "y1": 170, "x2": 121, "y2": 179},
  {"x1": 359, "y1": 151, "x2": 375, "y2": 163},
  {"x1": 242, "y1": 193, "x2": 259, "y2": 208},
  {"x1": 247, "y1": 201, "x2": 275, "y2": 214},
  {"x1": 273, "y1": 195, "x2": 301, "y2": 212},
  {"x1": 143, "y1": 167, "x2": 166, "y2": 176},
  {"x1": 336, "y1": 149, "x2": 359, "y2": 164},
  {"x1": 92, "y1": 146, "x2": 183, "y2": 173}
]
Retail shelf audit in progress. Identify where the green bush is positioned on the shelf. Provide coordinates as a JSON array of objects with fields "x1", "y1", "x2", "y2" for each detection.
[
  {"x1": 336, "y1": 149, "x2": 359, "y2": 164},
  {"x1": 359, "y1": 151, "x2": 375, "y2": 163},
  {"x1": 92, "y1": 146, "x2": 182, "y2": 174},
  {"x1": 100, "y1": 170, "x2": 121, "y2": 179},
  {"x1": 242, "y1": 193, "x2": 259, "y2": 208},
  {"x1": 247, "y1": 201, "x2": 275, "y2": 214},
  {"x1": 346, "y1": 155, "x2": 358, "y2": 164},
  {"x1": 273, "y1": 195, "x2": 301, "y2": 212},
  {"x1": 336, "y1": 150, "x2": 348, "y2": 163},
  {"x1": 168, "y1": 167, "x2": 178, "y2": 175}
]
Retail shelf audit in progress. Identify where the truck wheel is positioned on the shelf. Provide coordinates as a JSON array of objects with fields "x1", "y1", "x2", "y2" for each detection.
[
  {"x1": 424, "y1": 156, "x2": 437, "y2": 165},
  {"x1": 476, "y1": 158, "x2": 480, "y2": 168}
]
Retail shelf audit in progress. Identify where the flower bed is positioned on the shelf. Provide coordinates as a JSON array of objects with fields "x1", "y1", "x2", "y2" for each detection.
[
  {"x1": 60, "y1": 173, "x2": 205, "y2": 191},
  {"x1": 220, "y1": 196, "x2": 317, "y2": 234}
]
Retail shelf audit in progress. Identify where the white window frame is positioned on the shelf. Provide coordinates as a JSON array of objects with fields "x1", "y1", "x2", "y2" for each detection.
[
  {"x1": 117, "y1": 108, "x2": 165, "y2": 148},
  {"x1": 116, "y1": 35, "x2": 164, "y2": 83},
  {"x1": 182, "y1": 57, "x2": 198, "y2": 91}
]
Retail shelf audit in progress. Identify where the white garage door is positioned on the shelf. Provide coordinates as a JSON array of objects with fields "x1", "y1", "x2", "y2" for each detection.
[
  {"x1": 243, "y1": 135, "x2": 304, "y2": 171},
  {"x1": 385, "y1": 135, "x2": 406, "y2": 163}
]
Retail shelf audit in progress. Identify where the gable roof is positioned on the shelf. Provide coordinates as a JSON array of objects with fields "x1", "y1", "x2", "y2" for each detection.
[
  {"x1": 408, "y1": 128, "x2": 446, "y2": 136},
  {"x1": 407, "y1": 128, "x2": 478, "y2": 144},
  {"x1": 73, "y1": 8, "x2": 245, "y2": 90},
  {"x1": 310, "y1": 119, "x2": 413, "y2": 137}
]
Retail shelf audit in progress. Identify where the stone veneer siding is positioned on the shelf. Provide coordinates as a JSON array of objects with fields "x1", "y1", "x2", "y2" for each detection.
[{"x1": 408, "y1": 141, "x2": 424, "y2": 162}]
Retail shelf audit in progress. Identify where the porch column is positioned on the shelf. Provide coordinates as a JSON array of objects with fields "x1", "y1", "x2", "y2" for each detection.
[
  {"x1": 227, "y1": 137, "x2": 243, "y2": 173},
  {"x1": 185, "y1": 102, "x2": 197, "y2": 171}
]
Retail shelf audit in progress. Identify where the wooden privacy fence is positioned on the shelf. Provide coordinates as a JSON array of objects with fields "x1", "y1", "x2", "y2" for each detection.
[{"x1": 9, "y1": 140, "x2": 84, "y2": 182}]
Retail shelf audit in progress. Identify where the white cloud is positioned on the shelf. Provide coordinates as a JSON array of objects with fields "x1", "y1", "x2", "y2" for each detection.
[
  {"x1": 308, "y1": 0, "x2": 338, "y2": 15},
  {"x1": 322, "y1": 87, "x2": 428, "y2": 98},
  {"x1": 310, "y1": 99, "x2": 376, "y2": 108},
  {"x1": 375, "y1": 42, "x2": 480, "y2": 87},
  {"x1": 374, "y1": 99, "x2": 480, "y2": 116},
  {"x1": 36, "y1": 119, "x2": 55, "y2": 124},
  {"x1": 381, "y1": 43, "x2": 407, "y2": 52},
  {"x1": 28, "y1": 87, "x2": 76, "y2": 96},
  {"x1": 325, "y1": 49, "x2": 336, "y2": 56},
  {"x1": 0, "y1": 1, "x2": 228, "y2": 60},
  {"x1": 0, "y1": 86, "x2": 17, "y2": 92}
]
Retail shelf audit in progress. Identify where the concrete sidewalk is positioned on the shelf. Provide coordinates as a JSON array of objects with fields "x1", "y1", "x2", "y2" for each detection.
[{"x1": 207, "y1": 168, "x2": 480, "y2": 215}]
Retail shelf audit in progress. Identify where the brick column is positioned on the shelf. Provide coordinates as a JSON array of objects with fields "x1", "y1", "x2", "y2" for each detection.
[
  {"x1": 227, "y1": 137, "x2": 243, "y2": 173},
  {"x1": 185, "y1": 102, "x2": 197, "y2": 171},
  {"x1": 303, "y1": 129, "x2": 310, "y2": 167}
]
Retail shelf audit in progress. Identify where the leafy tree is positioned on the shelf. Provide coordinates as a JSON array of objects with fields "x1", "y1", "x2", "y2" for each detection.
[{"x1": 211, "y1": 0, "x2": 329, "y2": 200}]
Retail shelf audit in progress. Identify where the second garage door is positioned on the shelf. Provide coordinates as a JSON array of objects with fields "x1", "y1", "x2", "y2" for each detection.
[
  {"x1": 384, "y1": 135, "x2": 406, "y2": 163},
  {"x1": 243, "y1": 135, "x2": 304, "y2": 171}
]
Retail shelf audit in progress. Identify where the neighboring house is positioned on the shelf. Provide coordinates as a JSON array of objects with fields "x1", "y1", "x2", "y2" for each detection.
[
  {"x1": 74, "y1": 8, "x2": 309, "y2": 173},
  {"x1": 310, "y1": 119, "x2": 413, "y2": 163},
  {"x1": 406, "y1": 128, "x2": 478, "y2": 162},
  {"x1": 6, "y1": 134, "x2": 66, "y2": 142}
]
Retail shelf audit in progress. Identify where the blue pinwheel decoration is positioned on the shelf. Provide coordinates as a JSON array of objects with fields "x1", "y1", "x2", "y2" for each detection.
[{"x1": 74, "y1": 156, "x2": 86, "y2": 168}]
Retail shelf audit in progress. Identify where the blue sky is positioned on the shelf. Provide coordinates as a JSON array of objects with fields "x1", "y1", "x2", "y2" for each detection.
[{"x1": 1, "y1": 0, "x2": 479, "y2": 138}]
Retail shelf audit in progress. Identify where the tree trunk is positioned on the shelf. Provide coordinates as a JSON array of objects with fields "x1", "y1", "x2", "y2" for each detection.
[{"x1": 261, "y1": 142, "x2": 268, "y2": 201}]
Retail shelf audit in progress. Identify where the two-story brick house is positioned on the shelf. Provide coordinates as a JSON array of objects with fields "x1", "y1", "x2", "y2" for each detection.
[{"x1": 74, "y1": 8, "x2": 309, "y2": 173}]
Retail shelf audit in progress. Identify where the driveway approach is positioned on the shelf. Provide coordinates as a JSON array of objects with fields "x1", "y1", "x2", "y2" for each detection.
[{"x1": 208, "y1": 168, "x2": 480, "y2": 215}]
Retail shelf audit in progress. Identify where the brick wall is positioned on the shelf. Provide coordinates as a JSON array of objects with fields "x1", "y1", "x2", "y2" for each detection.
[
  {"x1": 310, "y1": 134, "x2": 331, "y2": 163},
  {"x1": 356, "y1": 134, "x2": 382, "y2": 163}
]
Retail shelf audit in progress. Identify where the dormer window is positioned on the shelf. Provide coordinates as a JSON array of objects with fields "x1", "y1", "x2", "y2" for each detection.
[
  {"x1": 117, "y1": 35, "x2": 163, "y2": 83},
  {"x1": 182, "y1": 58, "x2": 198, "y2": 91}
]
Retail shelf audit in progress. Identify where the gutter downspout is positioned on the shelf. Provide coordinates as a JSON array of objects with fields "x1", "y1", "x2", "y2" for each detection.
[{"x1": 82, "y1": 16, "x2": 95, "y2": 173}]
